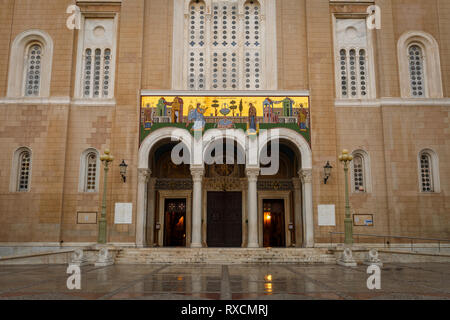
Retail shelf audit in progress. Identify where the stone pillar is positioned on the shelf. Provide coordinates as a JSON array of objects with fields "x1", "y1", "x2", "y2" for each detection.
[
  {"x1": 146, "y1": 177, "x2": 157, "y2": 247},
  {"x1": 191, "y1": 167, "x2": 204, "y2": 248},
  {"x1": 136, "y1": 168, "x2": 151, "y2": 248},
  {"x1": 246, "y1": 167, "x2": 260, "y2": 248},
  {"x1": 300, "y1": 169, "x2": 314, "y2": 248},
  {"x1": 292, "y1": 178, "x2": 303, "y2": 248}
]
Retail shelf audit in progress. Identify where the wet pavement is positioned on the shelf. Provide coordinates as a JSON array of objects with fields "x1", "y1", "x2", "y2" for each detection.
[{"x1": 0, "y1": 263, "x2": 449, "y2": 300}]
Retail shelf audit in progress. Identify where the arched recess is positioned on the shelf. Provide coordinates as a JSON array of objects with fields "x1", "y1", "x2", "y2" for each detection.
[
  {"x1": 137, "y1": 127, "x2": 194, "y2": 247},
  {"x1": 258, "y1": 128, "x2": 314, "y2": 247},
  {"x1": 397, "y1": 31, "x2": 443, "y2": 98},
  {"x1": 7, "y1": 29, "x2": 54, "y2": 98}
]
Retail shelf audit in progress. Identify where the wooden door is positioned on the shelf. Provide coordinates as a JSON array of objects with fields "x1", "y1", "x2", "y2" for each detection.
[
  {"x1": 207, "y1": 192, "x2": 242, "y2": 247},
  {"x1": 263, "y1": 199, "x2": 286, "y2": 247},
  {"x1": 163, "y1": 199, "x2": 187, "y2": 247}
]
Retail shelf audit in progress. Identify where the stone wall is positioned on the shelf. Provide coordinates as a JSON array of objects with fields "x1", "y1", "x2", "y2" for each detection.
[{"x1": 0, "y1": 0, "x2": 448, "y2": 247}]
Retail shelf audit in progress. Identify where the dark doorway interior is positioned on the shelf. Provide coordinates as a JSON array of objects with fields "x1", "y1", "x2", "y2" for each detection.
[
  {"x1": 207, "y1": 192, "x2": 242, "y2": 247},
  {"x1": 164, "y1": 198, "x2": 187, "y2": 247},
  {"x1": 263, "y1": 199, "x2": 286, "y2": 247}
]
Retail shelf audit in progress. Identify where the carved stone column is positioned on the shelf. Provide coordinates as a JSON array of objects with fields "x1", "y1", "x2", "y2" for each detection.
[
  {"x1": 136, "y1": 168, "x2": 151, "y2": 248},
  {"x1": 191, "y1": 167, "x2": 204, "y2": 248},
  {"x1": 246, "y1": 167, "x2": 260, "y2": 248},
  {"x1": 292, "y1": 178, "x2": 303, "y2": 248},
  {"x1": 300, "y1": 169, "x2": 314, "y2": 248},
  {"x1": 146, "y1": 177, "x2": 157, "y2": 247}
]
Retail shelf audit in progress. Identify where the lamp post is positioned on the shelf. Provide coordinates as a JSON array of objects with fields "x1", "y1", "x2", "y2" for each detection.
[
  {"x1": 98, "y1": 149, "x2": 114, "y2": 244},
  {"x1": 338, "y1": 149, "x2": 354, "y2": 245}
]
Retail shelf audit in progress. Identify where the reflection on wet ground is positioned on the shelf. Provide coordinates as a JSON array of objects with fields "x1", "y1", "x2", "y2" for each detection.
[{"x1": 0, "y1": 263, "x2": 449, "y2": 300}]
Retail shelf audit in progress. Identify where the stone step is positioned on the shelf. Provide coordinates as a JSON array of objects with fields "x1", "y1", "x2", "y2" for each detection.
[{"x1": 115, "y1": 248, "x2": 336, "y2": 265}]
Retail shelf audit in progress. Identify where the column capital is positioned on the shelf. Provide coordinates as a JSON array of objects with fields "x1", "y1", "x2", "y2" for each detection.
[
  {"x1": 138, "y1": 168, "x2": 151, "y2": 183},
  {"x1": 292, "y1": 177, "x2": 302, "y2": 190},
  {"x1": 246, "y1": 167, "x2": 260, "y2": 182},
  {"x1": 299, "y1": 169, "x2": 312, "y2": 184},
  {"x1": 191, "y1": 167, "x2": 204, "y2": 182}
]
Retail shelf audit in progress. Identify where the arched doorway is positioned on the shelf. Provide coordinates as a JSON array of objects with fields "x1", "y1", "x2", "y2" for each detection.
[
  {"x1": 202, "y1": 138, "x2": 246, "y2": 247},
  {"x1": 149, "y1": 140, "x2": 192, "y2": 247},
  {"x1": 259, "y1": 141, "x2": 301, "y2": 247}
]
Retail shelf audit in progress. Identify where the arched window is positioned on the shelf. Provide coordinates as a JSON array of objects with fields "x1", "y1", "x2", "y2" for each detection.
[
  {"x1": 79, "y1": 149, "x2": 100, "y2": 193},
  {"x1": 182, "y1": 0, "x2": 269, "y2": 90},
  {"x1": 10, "y1": 147, "x2": 32, "y2": 192},
  {"x1": 17, "y1": 150, "x2": 31, "y2": 192},
  {"x1": 397, "y1": 31, "x2": 443, "y2": 99},
  {"x1": 350, "y1": 150, "x2": 371, "y2": 193},
  {"x1": 418, "y1": 149, "x2": 440, "y2": 193},
  {"x1": 408, "y1": 44, "x2": 425, "y2": 97},
  {"x1": 24, "y1": 42, "x2": 43, "y2": 96},
  {"x1": 7, "y1": 30, "x2": 53, "y2": 98}
]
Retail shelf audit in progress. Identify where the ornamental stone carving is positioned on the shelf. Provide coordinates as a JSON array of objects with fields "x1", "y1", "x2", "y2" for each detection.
[
  {"x1": 138, "y1": 168, "x2": 151, "y2": 183},
  {"x1": 246, "y1": 167, "x2": 260, "y2": 182},
  {"x1": 257, "y1": 179, "x2": 294, "y2": 191},
  {"x1": 204, "y1": 177, "x2": 243, "y2": 191},
  {"x1": 364, "y1": 248, "x2": 383, "y2": 267},
  {"x1": 299, "y1": 169, "x2": 312, "y2": 184},
  {"x1": 69, "y1": 248, "x2": 88, "y2": 267},
  {"x1": 191, "y1": 167, "x2": 204, "y2": 183},
  {"x1": 94, "y1": 247, "x2": 114, "y2": 267}
]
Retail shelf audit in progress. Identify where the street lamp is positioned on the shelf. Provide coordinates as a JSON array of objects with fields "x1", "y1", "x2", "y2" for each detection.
[
  {"x1": 338, "y1": 149, "x2": 354, "y2": 245},
  {"x1": 119, "y1": 160, "x2": 128, "y2": 183},
  {"x1": 323, "y1": 161, "x2": 333, "y2": 184},
  {"x1": 98, "y1": 149, "x2": 114, "y2": 244}
]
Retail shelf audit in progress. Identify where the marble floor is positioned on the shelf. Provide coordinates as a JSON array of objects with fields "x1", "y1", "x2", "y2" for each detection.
[{"x1": 0, "y1": 263, "x2": 449, "y2": 300}]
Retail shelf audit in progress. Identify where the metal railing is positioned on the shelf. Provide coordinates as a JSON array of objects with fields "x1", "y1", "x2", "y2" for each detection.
[{"x1": 329, "y1": 232, "x2": 450, "y2": 253}]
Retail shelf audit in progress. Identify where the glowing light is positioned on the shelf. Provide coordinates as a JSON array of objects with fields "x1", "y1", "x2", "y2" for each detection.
[
  {"x1": 264, "y1": 212, "x2": 271, "y2": 223},
  {"x1": 176, "y1": 216, "x2": 184, "y2": 227},
  {"x1": 265, "y1": 274, "x2": 272, "y2": 282},
  {"x1": 264, "y1": 282, "x2": 273, "y2": 293}
]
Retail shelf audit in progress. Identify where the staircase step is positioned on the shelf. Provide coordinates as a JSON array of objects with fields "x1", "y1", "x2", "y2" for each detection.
[{"x1": 114, "y1": 248, "x2": 336, "y2": 265}]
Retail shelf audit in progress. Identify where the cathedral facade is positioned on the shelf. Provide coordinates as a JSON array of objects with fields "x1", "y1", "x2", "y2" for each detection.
[{"x1": 0, "y1": 0, "x2": 449, "y2": 254}]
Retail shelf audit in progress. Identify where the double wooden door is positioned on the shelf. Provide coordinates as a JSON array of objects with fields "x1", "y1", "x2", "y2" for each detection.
[{"x1": 207, "y1": 192, "x2": 242, "y2": 247}]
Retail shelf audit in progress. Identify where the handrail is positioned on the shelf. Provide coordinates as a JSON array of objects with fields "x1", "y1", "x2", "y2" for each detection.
[{"x1": 329, "y1": 232, "x2": 450, "y2": 253}]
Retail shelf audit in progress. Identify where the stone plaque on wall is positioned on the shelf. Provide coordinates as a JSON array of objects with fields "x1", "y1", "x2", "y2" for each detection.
[
  {"x1": 318, "y1": 205, "x2": 336, "y2": 226},
  {"x1": 114, "y1": 203, "x2": 133, "y2": 224},
  {"x1": 77, "y1": 212, "x2": 97, "y2": 224}
]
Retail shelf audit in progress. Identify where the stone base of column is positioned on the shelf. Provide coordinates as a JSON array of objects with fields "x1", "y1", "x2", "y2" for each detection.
[
  {"x1": 247, "y1": 243, "x2": 259, "y2": 248},
  {"x1": 191, "y1": 243, "x2": 203, "y2": 248}
]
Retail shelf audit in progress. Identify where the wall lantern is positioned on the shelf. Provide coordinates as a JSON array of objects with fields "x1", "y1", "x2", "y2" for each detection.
[
  {"x1": 323, "y1": 161, "x2": 333, "y2": 184},
  {"x1": 119, "y1": 160, "x2": 128, "y2": 183},
  {"x1": 155, "y1": 223, "x2": 161, "y2": 231}
]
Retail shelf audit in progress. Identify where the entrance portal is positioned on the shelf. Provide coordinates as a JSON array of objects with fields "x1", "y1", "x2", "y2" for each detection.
[
  {"x1": 263, "y1": 199, "x2": 286, "y2": 247},
  {"x1": 207, "y1": 192, "x2": 242, "y2": 247},
  {"x1": 163, "y1": 199, "x2": 187, "y2": 247}
]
